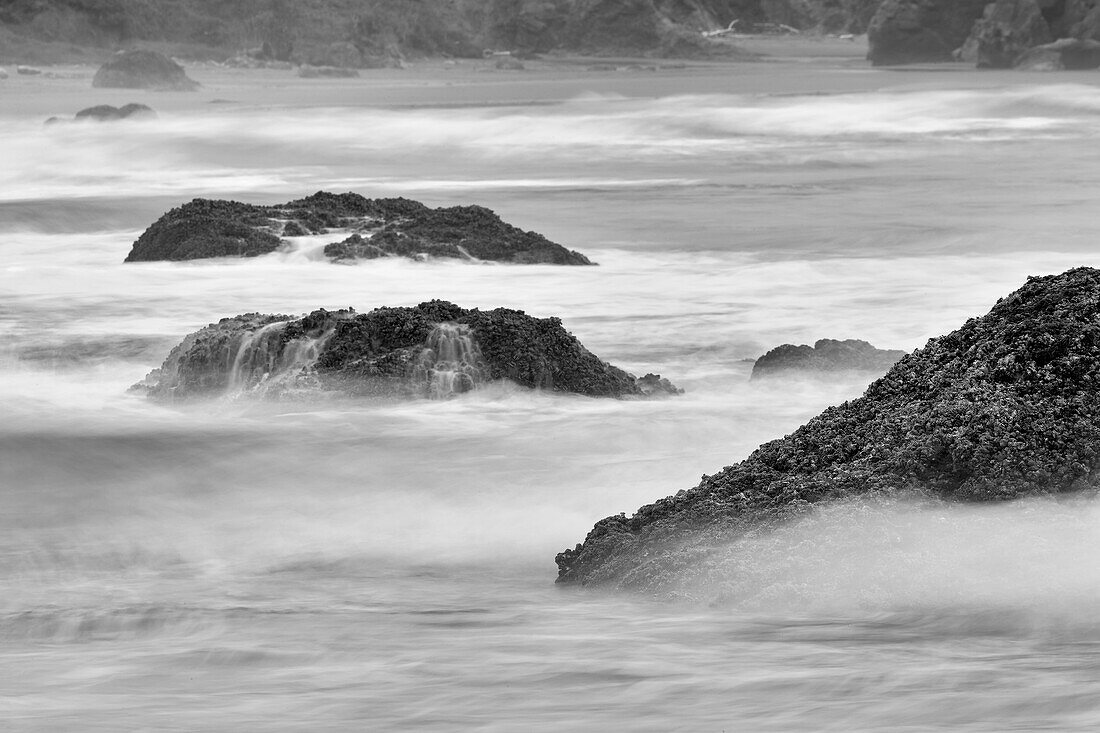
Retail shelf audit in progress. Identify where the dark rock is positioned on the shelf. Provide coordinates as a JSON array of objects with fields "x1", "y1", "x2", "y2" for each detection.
[
  {"x1": 867, "y1": 0, "x2": 988, "y2": 65},
  {"x1": 961, "y1": 0, "x2": 1052, "y2": 68},
  {"x1": 92, "y1": 50, "x2": 200, "y2": 91},
  {"x1": 1015, "y1": 37, "x2": 1100, "y2": 69},
  {"x1": 73, "y1": 103, "x2": 156, "y2": 121},
  {"x1": 125, "y1": 191, "x2": 595, "y2": 265},
  {"x1": 134, "y1": 301, "x2": 679, "y2": 401},
  {"x1": 124, "y1": 199, "x2": 283, "y2": 262},
  {"x1": 751, "y1": 339, "x2": 907, "y2": 380},
  {"x1": 557, "y1": 268, "x2": 1100, "y2": 590}
]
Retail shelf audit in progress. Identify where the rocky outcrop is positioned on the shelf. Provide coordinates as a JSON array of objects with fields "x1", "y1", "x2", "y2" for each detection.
[
  {"x1": 1015, "y1": 37, "x2": 1100, "y2": 68},
  {"x1": 74, "y1": 102, "x2": 156, "y2": 120},
  {"x1": 91, "y1": 50, "x2": 199, "y2": 91},
  {"x1": 955, "y1": 0, "x2": 1100, "y2": 67},
  {"x1": 557, "y1": 268, "x2": 1100, "y2": 590},
  {"x1": 867, "y1": 0, "x2": 988, "y2": 65},
  {"x1": 958, "y1": 0, "x2": 1052, "y2": 67},
  {"x1": 133, "y1": 300, "x2": 682, "y2": 401},
  {"x1": 751, "y1": 339, "x2": 906, "y2": 380},
  {"x1": 124, "y1": 192, "x2": 594, "y2": 265},
  {"x1": 45, "y1": 103, "x2": 156, "y2": 125}
]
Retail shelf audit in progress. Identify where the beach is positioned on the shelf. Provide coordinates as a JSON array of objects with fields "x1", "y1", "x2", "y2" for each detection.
[{"x1": 4, "y1": 39, "x2": 1100, "y2": 730}]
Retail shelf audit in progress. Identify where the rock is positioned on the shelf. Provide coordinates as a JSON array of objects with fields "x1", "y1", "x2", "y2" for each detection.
[
  {"x1": 72, "y1": 103, "x2": 156, "y2": 121},
  {"x1": 557, "y1": 267, "x2": 1100, "y2": 590},
  {"x1": 125, "y1": 191, "x2": 595, "y2": 265},
  {"x1": 133, "y1": 301, "x2": 680, "y2": 402},
  {"x1": 125, "y1": 199, "x2": 283, "y2": 262},
  {"x1": 751, "y1": 339, "x2": 907, "y2": 380},
  {"x1": 92, "y1": 50, "x2": 200, "y2": 91},
  {"x1": 0, "y1": 68, "x2": 8, "y2": 79},
  {"x1": 962, "y1": 0, "x2": 1052, "y2": 68},
  {"x1": 1015, "y1": 37, "x2": 1100, "y2": 69},
  {"x1": 867, "y1": 0, "x2": 988, "y2": 65}
]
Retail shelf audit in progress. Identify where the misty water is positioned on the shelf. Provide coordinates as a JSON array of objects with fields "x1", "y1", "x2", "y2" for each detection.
[{"x1": 3, "y1": 72, "x2": 1100, "y2": 730}]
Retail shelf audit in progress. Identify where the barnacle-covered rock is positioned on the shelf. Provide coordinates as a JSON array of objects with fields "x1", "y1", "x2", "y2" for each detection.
[
  {"x1": 124, "y1": 191, "x2": 594, "y2": 265},
  {"x1": 558, "y1": 268, "x2": 1100, "y2": 590},
  {"x1": 134, "y1": 300, "x2": 678, "y2": 401}
]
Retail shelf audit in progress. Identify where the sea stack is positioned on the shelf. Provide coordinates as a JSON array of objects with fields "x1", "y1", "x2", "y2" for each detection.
[
  {"x1": 124, "y1": 192, "x2": 594, "y2": 265},
  {"x1": 134, "y1": 300, "x2": 680, "y2": 401},
  {"x1": 558, "y1": 268, "x2": 1100, "y2": 591}
]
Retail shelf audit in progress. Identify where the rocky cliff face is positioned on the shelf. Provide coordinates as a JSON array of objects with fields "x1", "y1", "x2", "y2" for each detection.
[
  {"x1": 868, "y1": 0, "x2": 1100, "y2": 67},
  {"x1": 135, "y1": 301, "x2": 682, "y2": 401},
  {"x1": 867, "y1": 0, "x2": 988, "y2": 65},
  {"x1": 558, "y1": 268, "x2": 1100, "y2": 590},
  {"x1": 2, "y1": 0, "x2": 884, "y2": 63},
  {"x1": 958, "y1": 0, "x2": 1100, "y2": 68}
]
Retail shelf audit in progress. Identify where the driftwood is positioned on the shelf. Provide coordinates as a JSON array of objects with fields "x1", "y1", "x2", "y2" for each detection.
[{"x1": 704, "y1": 19, "x2": 800, "y2": 37}]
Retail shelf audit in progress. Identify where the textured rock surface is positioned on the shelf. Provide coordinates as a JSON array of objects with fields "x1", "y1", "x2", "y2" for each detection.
[
  {"x1": 1015, "y1": 37, "x2": 1100, "y2": 68},
  {"x1": 91, "y1": 50, "x2": 199, "y2": 91},
  {"x1": 124, "y1": 192, "x2": 593, "y2": 265},
  {"x1": 134, "y1": 300, "x2": 680, "y2": 401},
  {"x1": 751, "y1": 339, "x2": 906, "y2": 380},
  {"x1": 963, "y1": 0, "x2": 1052, "y2": 67},
  {"x1": 867, "y1": 0, "x2": 988, "y2": 65},
  {"x1": 558, "y1": 268, "x2": 1100, "y2": 589}
]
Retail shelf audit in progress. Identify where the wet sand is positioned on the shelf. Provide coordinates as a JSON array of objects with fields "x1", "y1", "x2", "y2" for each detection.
[{"x1": 4, "y1": 37, "x2": 1099, "y2": 121}]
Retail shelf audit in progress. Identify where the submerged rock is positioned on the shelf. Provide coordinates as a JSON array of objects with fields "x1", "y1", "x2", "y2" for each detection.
[
  {"x1": 92, "y1": 50, "x2": 200, "y2": 91},
  {"x1": 48, "y1": 103, "x2": 158, "y2": 124},
  {"x1": 751, "y1": 339, "x2": 906, "y2": 380},
  {"x1": 124, "y1": 192, "x2": 594, "y2": 265},
  {"x1": 557, "y1": 268, "x2": 1100, "y2": 590},
  {"x1": 134, "y1": 300, "x2": 680, "y2": 401}
]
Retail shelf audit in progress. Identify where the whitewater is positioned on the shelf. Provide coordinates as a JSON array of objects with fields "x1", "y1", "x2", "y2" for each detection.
[{"x1": 3, "y1": 64, "x2": 1100, "y2": 730}]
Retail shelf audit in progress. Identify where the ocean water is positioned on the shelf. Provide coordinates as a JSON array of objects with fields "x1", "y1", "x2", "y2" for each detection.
[{"x1": 3, "y1": 73, "x2": 1100, "y2": 730}]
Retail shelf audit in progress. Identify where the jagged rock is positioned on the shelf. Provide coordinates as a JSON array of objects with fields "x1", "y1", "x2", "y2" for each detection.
[
  {"x1": 125, "y1": 199, "x2": 282, "y2": 261},
  {"x1": 124, "y1": 192, "x2": 594, "y2": 265},
  {"x1": 133, "y1": 300, "x2": 680, "y2": 402},
  {"x1": 1015, "y1": 37, "x2": 1100, "y2": 69},
  {"x1": 557, "y1": 268, "x2": 1100, "y2": 590},
  {"x1": 751, "y1": 339, "x2": 906, "y2": 380},
  {"x1": 867, "y1": 0, "x2": 988, "y2": 65},
  {"x1": 92, "y1": 50, "x2": 200, "y2": 91},
  {"x1": 961, "y1": 0, "x2": 1052, "y2": 68}
]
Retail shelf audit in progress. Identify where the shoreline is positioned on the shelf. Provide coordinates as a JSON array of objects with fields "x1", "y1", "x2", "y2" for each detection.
[{"x1": 2, "y1": 35, "x2": 1100, "y2": 121}]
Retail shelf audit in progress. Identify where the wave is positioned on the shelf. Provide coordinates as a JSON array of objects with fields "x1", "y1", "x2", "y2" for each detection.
[
  {"x1": 2, "y1": 85, "x2": 1097, "y2": 206},
  {"x1": 679, "y1": 494, "x2": 1100, "y2": 616}
]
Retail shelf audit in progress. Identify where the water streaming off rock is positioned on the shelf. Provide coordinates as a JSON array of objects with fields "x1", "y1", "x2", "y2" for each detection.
[
  {"x1": 413, "y1": 322, "x2": 487, "y2": 399},
  {"x1": 3, "y1": 70, "x2": 1100, "y2": 730}
]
